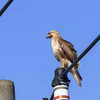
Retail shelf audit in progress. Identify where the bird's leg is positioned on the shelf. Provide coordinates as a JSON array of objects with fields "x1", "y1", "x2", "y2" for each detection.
[{"x1": 59, "y1": 63, "x2": 65, "y2": 69}]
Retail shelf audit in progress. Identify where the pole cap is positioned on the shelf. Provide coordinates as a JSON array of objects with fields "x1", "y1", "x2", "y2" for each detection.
[{"x1": 52, "y1": 68, "x2": 70, "y2": 87}]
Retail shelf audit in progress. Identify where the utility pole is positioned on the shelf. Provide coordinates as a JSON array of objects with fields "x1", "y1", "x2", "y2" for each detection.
[
  {"x1": 52, "y1": 68, "x2": 70, "y2": 100},
  {"x1": 0, "y1": 80, "x2": 15, "y2": 100}
]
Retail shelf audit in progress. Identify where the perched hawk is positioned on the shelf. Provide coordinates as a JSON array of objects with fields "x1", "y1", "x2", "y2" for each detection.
[{"x1": 46, "y1": 30, "x2": 82, "y2": 87}]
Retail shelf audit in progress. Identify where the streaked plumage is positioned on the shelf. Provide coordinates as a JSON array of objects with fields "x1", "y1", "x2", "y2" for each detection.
[{"x1": 46, "y1": 30, "x2": 82, "y2": 87}]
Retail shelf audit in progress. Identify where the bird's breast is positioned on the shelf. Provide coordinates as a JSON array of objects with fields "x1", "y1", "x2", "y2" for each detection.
[{"x1": 51, "y1": 39, "x2": 59, "y2": 52}]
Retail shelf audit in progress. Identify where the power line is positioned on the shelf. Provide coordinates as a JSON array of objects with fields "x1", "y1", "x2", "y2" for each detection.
[{"x1": 0, "y1": 0, "x2": 13, "y2": 16}]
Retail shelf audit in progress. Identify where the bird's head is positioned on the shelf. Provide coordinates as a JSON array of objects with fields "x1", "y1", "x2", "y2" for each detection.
[{"x1": 46, "y1": 30, "x2": 60, "y2": 39}]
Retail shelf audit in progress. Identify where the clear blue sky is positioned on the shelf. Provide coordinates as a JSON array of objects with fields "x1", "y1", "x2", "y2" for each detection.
[{"x1": 0, "y1": 0, "x2": 100, "y2": 100}]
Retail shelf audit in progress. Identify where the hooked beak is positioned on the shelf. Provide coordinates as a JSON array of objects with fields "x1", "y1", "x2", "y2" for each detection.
[{"x1": 46, "y1": 33, "x2": 52, "y2": 39}]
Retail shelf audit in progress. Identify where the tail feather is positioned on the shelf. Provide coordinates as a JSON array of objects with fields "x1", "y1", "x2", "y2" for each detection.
[
  {"x1": 77, "y1": 70, "x2": 82, "y2": 81},
  {"x1": 73, "y1": 73, "x2": 81, "y2": 87},
  {"x1": 70, "y1": 67, "x2": 82, "y2": 87}
]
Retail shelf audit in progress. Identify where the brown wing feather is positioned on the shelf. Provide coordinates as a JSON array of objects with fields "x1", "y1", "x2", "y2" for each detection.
[
  {"x1": 58, "y1": 37, "x2": 78, "y2": 63},
  {"x1": 58, "y1": 37, "x2": 82, "y2": 81}
]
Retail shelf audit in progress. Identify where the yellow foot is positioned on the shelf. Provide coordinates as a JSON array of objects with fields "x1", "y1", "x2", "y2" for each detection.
[{"x1": 59, "y1": 66, "x2": 65, "y2": 69}]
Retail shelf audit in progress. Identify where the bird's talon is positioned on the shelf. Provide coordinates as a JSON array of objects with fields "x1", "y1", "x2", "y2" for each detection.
[{"x1": 59, "y1": 66, "x2": 65, "y2": 69}]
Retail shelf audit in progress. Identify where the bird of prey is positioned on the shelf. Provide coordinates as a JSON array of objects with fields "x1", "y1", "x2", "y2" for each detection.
[{"x1": 46, "y1": 30, "x2": 82, "y2": 87}]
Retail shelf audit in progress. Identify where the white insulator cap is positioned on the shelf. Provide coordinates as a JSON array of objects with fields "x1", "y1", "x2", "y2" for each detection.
[{"x1": 54, "y1": 85, "x2": 69, "y2": 100}]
